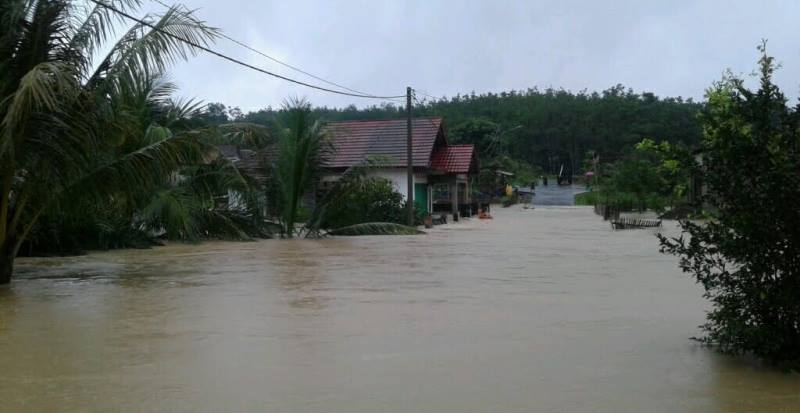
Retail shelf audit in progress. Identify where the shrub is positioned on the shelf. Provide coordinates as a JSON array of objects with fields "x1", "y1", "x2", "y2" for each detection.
[
  {"x1": 319, "y1": 178, "x2": 406, "y2": 229},
  {"x1": 659, "y1": 45, "x2": 800, "y2": 368}
]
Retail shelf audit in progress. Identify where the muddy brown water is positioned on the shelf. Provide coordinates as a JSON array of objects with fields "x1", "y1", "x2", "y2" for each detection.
[{"x1": 2, "y1": 206, "x2": 799, "y2": 412}]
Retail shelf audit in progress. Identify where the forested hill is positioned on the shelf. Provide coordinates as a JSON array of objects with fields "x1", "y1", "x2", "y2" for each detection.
[{"x1": 205, "y1": 85, "x2": 703, "y2": 174}]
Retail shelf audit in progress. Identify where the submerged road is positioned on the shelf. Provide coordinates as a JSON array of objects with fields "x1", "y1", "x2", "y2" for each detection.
[
  {"x1": 531, "y1": 183, "x2": 586, "y2": 206},
  {"x1": 2, "y1": 204, "x2": 799, "y2": 412}
]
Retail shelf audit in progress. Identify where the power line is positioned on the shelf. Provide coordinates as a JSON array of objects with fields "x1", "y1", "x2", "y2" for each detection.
[
  {"x1": 414, "y1": 89, "x2": 439, "y2": 101},
  {"x1": 89, "y1": 0, "x2": 405, "y2": 100},
  {"x1": 413, "y1": 92, "x2": 438, "y2": 111},
  {"x1": 412, "y1": 93, "x2": 446, "y2": 131},
  {"x1": 151, "y1": 0, "x2": 390, "y2": 99}
]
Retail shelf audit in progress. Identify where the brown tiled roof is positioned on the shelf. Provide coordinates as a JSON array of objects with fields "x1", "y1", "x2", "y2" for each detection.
[
  {"x1": 236, "y1": 149, "x2": 269, "y2": 186},
  {"x1": 430, "y1": 144, "x2": 477, "y2": 174},
  {"x1": 217, "y1": 144, "x2": 239, "y2": 159},
  {"x1": 217, "y1": 145, "x2": 278, "y2": 187},
  {"x1": 322, "y1": 118, "x2": 444, "y2": 168}
]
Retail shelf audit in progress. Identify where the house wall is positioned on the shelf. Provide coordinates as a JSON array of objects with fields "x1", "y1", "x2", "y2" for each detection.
[
  {"x1": 323, "y1": 169, "x2": 425, "y2": 200},
  {"x1": 365, "y1": 169, "x2": 410, "y2": 199},
  {"x1": 227, "y1": 189, "x2": 244, "y2": 210},
  {"x1": 322, "y1": 169, "x2": 432, "y2": 212}
]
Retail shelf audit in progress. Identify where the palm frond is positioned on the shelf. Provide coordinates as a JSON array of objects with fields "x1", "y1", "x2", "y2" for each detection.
[
  {"x1": 326, "y1": 222, "x2": 424, "y2": 237},
  {"x1": 64, "y1": 1, "x2": 143, "y2": 78},
  {"x1": 201, "y1": 122, "x2": 272, "y2": 148},
  {"x1": 140, "y1": 187, "x2": 199, "y2": 240},
  {"x1": 303, "y1": 164, "x2": 366, "y2": 235},
  {"x1": 274, "y1": 99, "x2": 329, "y2": 237},
  {"x1": 4, "y1": 61, "x2": 74, "y2": 112},
  {"x1": 184, "y1": 156, "x2": 248, "y2": 199},
  {"x1": 1, "y1": 61, "x2": 79, "y2": 160},
  {"x1": 140, "y1": 175, "x2": 254, "y2": 242},
  {"x1": 164, "y1": 96, "x2": 203, "y2": 122},
  {"x1": 17, "y1": 1, "x2": 70, "y2": 66},
  {"x1": 0, "y1": 1, "x2": 267, "y2": 280},
  {"x1": 138, "y1": 73, "x2": 178, "y2": 108},
  {"x1": 194, "y1": 209, "x2": 253, "y2": 241},
  {"x1": 22, "y1": 107, "x2": 99, "y2": 187},
  {"x1": 143, "y1": 123, "x2": 172, "y2": 143},
  {"x1": 105, "y1": 70, "x2": 180, "y2": 151},
  {"x1": 88, "y1": 4, "x2": 219, "y2": 92},
  {"x1": 0, "y1": 1, "x2": 28, "y2": 38},
  {"x1": 0, "y1": 1, "x2": 31, "y2": 73},
  {"x1": 64, "y1": 133, "x2": 210, "y2": 203}
]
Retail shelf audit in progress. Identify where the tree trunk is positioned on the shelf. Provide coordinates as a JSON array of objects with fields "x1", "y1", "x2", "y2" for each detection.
[{"x1": 0, "y1": 246, "x2": 12, "y2": 285}]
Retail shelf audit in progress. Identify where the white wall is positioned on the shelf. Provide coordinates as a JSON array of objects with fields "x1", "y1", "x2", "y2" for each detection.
[
  {"x1": 366, "y1": 169, "x2": 411, "y2": 200},
  {"x1": 323, "y1": 168, "x2": 424, "y2": 201},
  {"x1": 323, "y1": 169, "x2": 430, "y2": 212}
]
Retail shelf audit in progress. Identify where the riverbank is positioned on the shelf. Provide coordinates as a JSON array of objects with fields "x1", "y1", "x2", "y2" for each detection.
[{"x1": 2, "y1": 206, "x2": 799, "y2": 412}]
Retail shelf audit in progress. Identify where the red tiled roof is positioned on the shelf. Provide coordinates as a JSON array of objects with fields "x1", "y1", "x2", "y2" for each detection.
[
  {"x1": 430, "y1": 144, "x2": 477, "y2": 174},
  {"x1": 322, "y1": 118, "x2": 443, "y2": 168}
]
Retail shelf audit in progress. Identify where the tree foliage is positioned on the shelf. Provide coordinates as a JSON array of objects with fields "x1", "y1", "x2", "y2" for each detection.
[
  {"x1": 659, "y1": 44, "x2": 800, "y2": 368},
  {"x1": 270, "y1": 99, "x2": 329, "y2": 238},
  {"x1": 0, "y1": 0, "x2": 268, "y2": 283},
  {"x1": 218, "y1": 85, "x2": 702, "y2": 177},
  {"x1": 317, "y1": 177, "x2": 406, "y2": 229},
  {"x1": 577, "y1": 138, "x2": 692, "y2": 212}
]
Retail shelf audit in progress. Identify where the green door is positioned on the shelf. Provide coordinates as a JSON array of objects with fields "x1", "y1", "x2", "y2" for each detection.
[{"x1": 414, "y1": 183, "x2": 428, "y2": 212}]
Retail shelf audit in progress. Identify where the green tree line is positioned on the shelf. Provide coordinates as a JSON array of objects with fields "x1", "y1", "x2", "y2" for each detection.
[{"x1": 204, "y1": 85, "x2": 703, "y2": 177}]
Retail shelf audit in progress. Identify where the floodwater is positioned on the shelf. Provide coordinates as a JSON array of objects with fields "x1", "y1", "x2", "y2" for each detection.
[
  {"x1": 2, "y1": 206, "x2": 800, "y2": 412},
  {"x1": 532, "y1": 183, "x2": 586, "y2": 206}
]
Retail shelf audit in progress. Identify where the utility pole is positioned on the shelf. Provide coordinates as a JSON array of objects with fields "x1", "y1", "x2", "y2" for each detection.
[{"x1": 406, "y1": 86, "x2": 414, "y2": 226}]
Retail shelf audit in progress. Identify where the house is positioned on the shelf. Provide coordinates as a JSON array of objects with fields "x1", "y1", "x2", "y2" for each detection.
[
  {"x1": 216, "y1": 144, "x2": 267, "y2": 210},
  {"x1": 321, "y1": 117, "x2": 479, "y2": 217},
  {"x1": 217, "y1": 145, "x2": 269, "y2": 185}
]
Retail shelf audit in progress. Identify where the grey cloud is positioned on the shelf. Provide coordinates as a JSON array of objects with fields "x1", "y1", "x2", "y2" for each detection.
[{"x1": 141, "y1": 0, "x2": 800, "y2": 111}]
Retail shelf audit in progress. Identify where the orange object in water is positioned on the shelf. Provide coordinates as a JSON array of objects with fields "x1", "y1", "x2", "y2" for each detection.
[{"x1": 478, "y1": 208, "x2": 492, "y2": 219}]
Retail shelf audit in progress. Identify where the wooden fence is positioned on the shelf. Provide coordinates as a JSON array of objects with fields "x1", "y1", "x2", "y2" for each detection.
[
  {"x1": 593, "y1": 203, "x2": 620, "y2": 221},
  {"x1": 610, "y1": 217, "x2": 662, "y2": 230}
]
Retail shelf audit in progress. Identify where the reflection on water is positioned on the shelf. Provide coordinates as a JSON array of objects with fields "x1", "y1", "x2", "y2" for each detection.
[{"x1": 1, "y1": 206, "x2": 799, "y2": 412}]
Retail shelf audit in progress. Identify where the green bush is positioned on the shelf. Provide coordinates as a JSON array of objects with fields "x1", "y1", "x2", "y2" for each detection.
[
  {"x1": 659, "y1": 45, "x2": 800, "y2": 368},
  {"x1": 319, "y1": 178, "x2": 406, "y2": 229},
  {"x1": 584, "y1": 136, "x2": 693, "y2": 212},
  {"x1": 574, "y1": 191, "x2": 597, "y2": 206},
  {"x1": 574, "y1": 188, "x2": 667, "y2": 211}
]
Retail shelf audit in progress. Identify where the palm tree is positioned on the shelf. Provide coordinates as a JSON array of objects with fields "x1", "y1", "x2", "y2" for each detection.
[
  {"x1": 0, "y1": 0, "x2": 218, "y2": 283},
  {"x1": 85, "y1": 70, "x2": 272, "y2": 243},
  {"x1": 266, "y1": 104, "x2": 422, "y2": 238},
  {"x1": 272, "y1": 99, "x2": 329, "y2": 238}
]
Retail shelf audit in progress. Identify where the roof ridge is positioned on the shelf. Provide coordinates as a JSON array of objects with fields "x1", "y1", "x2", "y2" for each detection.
[
  {"x1": 325, "y1": 117, "x2": 442, "y2": 124},
  {"x1": 430, "y1": 144, "x2": 477, "y2": 173},
  {"x1": 322, "y1": 117, "x2": 444, "y2": 169}
]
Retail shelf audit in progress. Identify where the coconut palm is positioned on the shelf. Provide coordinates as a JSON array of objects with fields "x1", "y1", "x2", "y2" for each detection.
[
  {"x1": 267, "y1": 103, "x2": 421, "y2": 238},
  {"x1": 0, "y1": 0, "x2": 219, "y2": 283},
  {"x1": 87, "y1": 69, "x2": 272, "y2": 243},
  {"x1": 271, "y1": 99, "x2": 330, "y2": 238},
  {"x1": 18, "y1": 62, "x2": 273, "y2": 254}
]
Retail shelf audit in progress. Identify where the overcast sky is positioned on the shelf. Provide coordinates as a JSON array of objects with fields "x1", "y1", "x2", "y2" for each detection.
[{"x1": 136, "y1": 0, "x2": 800, "y2": 112}]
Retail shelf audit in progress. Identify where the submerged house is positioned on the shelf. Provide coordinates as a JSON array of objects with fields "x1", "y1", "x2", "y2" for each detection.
[{"x1": 321, "y1": 117, "x2": 479, "y2": 216}]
